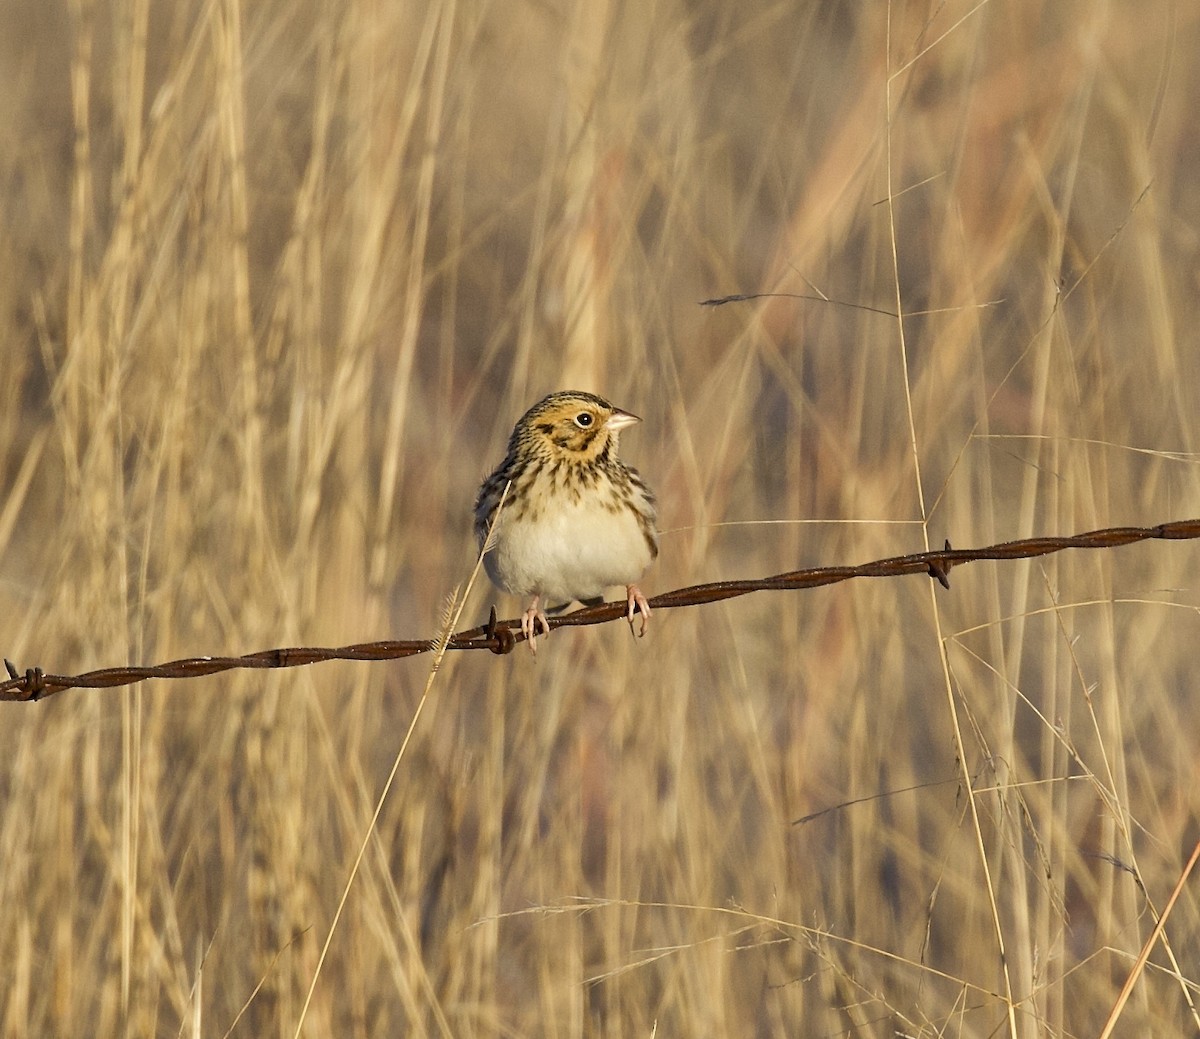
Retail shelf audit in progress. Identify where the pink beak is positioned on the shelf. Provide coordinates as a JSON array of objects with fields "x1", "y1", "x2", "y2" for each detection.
[{"x1": 606, "y1": 408, "x2": 641, "y2": 431}]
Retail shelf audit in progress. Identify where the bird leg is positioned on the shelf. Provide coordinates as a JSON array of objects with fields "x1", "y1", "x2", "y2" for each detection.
[
  {"x1": 625, "y1": 584, "x2": 651, "y2": 638},
  {"x1": 521, "y1": 596, "x2": 551, "y2": 654}
]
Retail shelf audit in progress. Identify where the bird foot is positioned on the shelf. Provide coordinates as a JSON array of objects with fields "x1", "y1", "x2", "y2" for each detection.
[
  {"x1": 521, "y1": 597, "x2": 551, "y2": 655},
  {"x1": 625, "y1": 584, "x2": 651, "y2": 638}
]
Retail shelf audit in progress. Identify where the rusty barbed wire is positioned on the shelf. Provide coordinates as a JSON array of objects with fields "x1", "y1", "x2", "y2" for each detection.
[{"x1": 3, "y1": 517, "x2": 1198, "y2": 702}]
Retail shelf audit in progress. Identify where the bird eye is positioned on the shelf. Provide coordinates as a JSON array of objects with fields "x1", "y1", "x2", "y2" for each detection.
[{"x1": 574, "y1": 412, "x2": 593, "y2": 428}]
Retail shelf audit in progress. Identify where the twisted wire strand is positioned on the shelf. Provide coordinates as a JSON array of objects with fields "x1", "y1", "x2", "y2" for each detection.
[{"x1": 3, "y1": 518, "x2": 1197, "y2": 701}]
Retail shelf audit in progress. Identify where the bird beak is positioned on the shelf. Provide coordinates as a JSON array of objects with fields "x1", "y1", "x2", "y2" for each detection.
[{"x1": 606, "y1": 408, "x2": 641, "y2": 431}]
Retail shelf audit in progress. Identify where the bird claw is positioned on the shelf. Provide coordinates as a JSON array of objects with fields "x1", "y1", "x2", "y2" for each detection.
[
  {"x1": 521, "y1": 598, "x2": 551, "y2": 655},
  {"x1": 625, "y1": 584, "x2": 650, "y2": 638}
]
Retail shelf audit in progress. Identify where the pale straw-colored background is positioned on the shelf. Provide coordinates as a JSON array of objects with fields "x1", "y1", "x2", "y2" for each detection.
[{"x1": 1, "y1": 1, "x2": 1198, "y2": 1035}]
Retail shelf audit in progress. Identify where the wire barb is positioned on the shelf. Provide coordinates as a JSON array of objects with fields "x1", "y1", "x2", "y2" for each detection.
[
  {"x1": 927, "y1": 539, "x2": 954, "y2": 589},
  {"x1": 484, "y1": 605, "x2": 515, "y2": 656},
  {"x1": 2, "y1": 517, "x2": 1197, "y2": 701}
]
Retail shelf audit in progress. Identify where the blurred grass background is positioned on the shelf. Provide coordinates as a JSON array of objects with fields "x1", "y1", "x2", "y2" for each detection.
[{"x1": 1, "y1": 0, "x2": 1199, "y2": 1035}]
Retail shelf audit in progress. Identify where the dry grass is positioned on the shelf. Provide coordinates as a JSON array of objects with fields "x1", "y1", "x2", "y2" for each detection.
[{"x1": 1, "y1": 0, "x2": 1199, "y2": 1035}]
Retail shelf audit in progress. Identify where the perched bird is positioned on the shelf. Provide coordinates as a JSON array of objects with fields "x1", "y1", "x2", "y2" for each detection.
[{"x1": 474, "y1": 390, "x2": 659, "y2": 653}]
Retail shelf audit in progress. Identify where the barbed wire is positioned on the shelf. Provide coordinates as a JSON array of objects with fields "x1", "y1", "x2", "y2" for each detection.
[{"x1": 3, "y1": 517, "x2": 1197, "y2": 702}]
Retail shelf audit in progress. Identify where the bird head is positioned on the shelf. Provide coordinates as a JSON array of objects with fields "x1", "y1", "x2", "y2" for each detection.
[{"x1": 515, "y1": 390, "x2": 640, "y2": 463}]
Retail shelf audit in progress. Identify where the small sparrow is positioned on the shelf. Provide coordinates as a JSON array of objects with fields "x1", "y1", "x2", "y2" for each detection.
[{"x1": 474, "y1": 391, "x2": 659, "y2": 653}]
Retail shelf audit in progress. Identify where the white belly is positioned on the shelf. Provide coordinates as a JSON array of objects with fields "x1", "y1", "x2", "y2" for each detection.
[{"x1": 485, "y1": 498, "x2": 653, "y2": 605}]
